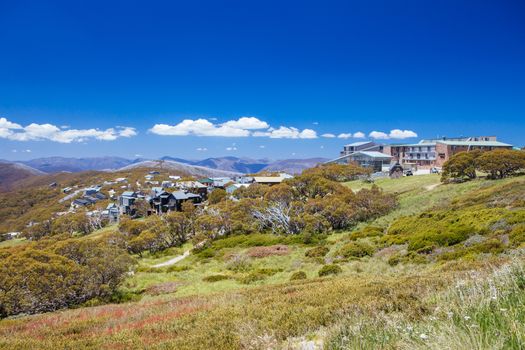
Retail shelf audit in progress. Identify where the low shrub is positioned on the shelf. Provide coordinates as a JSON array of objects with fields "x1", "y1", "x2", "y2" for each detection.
[
  {"x1": 226, "y1": 254, "x2": 252, "y2": 272},
  {"x1": 246, "y1": 245, "x2": 290, "y2": 258},
  {"x1": 510, "y1": 224, "x2": 525, "y2": 246},
  {"x1": 305, "y1": 246, "x2": 329, "y2": 258},
  {"x1": 290, "y1": 271, "x2": 307, "y2": 281},
  {"x1": 203, "y1": 274, "x2": 231, "y2": 282},
  {"x1": 347, "y1": 226, "x2": 384, "y2": 240},
  {"x1": 318, "y1": 264, "x2": 342, "y2": 277},
  {"x1": 337, "y1": 241, "x2": 375, "y2": 258}
]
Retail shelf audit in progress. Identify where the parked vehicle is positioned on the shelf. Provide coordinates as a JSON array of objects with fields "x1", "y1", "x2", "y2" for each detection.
[{"x1": 405, "y1": 169, "x2": 413, "y2": 176}]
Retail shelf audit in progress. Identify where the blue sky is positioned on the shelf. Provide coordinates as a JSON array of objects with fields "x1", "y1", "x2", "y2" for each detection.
[{"x1": 0, "y1": 0, "x2": 524, "y2": 161}]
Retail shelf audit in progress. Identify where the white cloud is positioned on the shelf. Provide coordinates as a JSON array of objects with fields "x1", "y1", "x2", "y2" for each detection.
[
  {"x1": 369, "y1": 131, "x2": 389, "y2": 139},
  {"x1": 337, "y1": 133, "x2": 353, "y2": 139},
  {"x1": 389, "y1": 129, "x2": 418, "y2": 139},
  {"x1": 222, "y1": 116, "x2": 269, "y2": 130},
  {"x1": 255, "y1": 126, "x2": 317, "y2": 139},
  {"x1": 369, "y1": 129, "x2": 418, "y2": 140},
  {"x1": 322, "y1": 133, "x2": 336, "y2": 138},
  {"x1": 312, "y1": 122, "x2": 319, "y2": 125},
  {"x1": 23, "y1": 149, "x2": 31, "y2": 153},
  {"x1": 150, "y1": 119, "x2": 250, "y2": 137},
  {"x1": 0, "y1": 117, "x2": 22, "y2": 129},
  {"x1": 353, "y1": 131, "x2": 366, "y2": 139},
  {"x1": 226, "y1": 146, "x2": 237, "y2": 151},
  {"x1": 259, "y1": 145, "x2": 265, "y2": 148},
  {"x1": 0, "y1": 117, "x2": 137, "y2": 143},
  {"x1": 196, "y1": 147, "x2": 208, "y2": 151}
]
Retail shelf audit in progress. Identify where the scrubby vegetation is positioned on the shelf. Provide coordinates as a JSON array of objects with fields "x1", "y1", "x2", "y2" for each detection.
[
  {"x1": 442, "y1": 148, "x2": 525, "y2": 182},
  {"x1": 1, "y1": 155, "x2": 525, "y2": 348},
  {"x1": 0, "y1": 235, "x2": 133, "y2": 317}
]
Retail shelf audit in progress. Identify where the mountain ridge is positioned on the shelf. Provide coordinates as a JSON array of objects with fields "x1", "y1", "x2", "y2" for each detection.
[{"x1": 12, "y1": 156, "x2": 328, "y2": 174}]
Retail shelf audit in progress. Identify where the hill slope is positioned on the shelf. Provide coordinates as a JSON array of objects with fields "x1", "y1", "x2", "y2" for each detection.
[
  {"x1": 2, "y1": 175, "x2": 524, "y2": 349},
  {"x1": 0, "y1": 162, "x2": 44, "y2": 191}
]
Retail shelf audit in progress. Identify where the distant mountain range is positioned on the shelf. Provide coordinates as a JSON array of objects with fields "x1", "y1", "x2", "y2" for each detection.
[
  {"x1": 118, "y1": 160, "x2": 242, "y2": 178},
  {"x1": 9, "y1": 156, "x2": 328, "y2": 174},
  {"x1": 0, "y1": 156, "x2": 328, "y2": 192}
]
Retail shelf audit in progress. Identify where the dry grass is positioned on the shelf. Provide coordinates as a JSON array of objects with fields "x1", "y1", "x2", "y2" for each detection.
[{"x1": 246, "y1": 244, "x2": 290, "y2": 258}]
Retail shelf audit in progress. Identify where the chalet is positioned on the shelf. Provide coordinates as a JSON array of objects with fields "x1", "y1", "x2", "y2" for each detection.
[
  {"x1": 149, "y1": 171, "x2": 160, "y2": 175},
  {"x1": 62, "y1": 187, "x2": 72, "y2": 193},
  {"x1": 211, "y1": 177, "x2": 233, "y2": 188},
  {"x1": 144, "y1": 174, "x2": 154, "y2": 181},
  {"x1": 119, "y1": 191, "x2": 139, "y2": 215},
  {"x1": 169, "y1": 175, "x2": 182, "y2": 180},
  {"x1": 72, "y1": 198, "x2": 90, "y2": 207},
  {"x1": 253, "y1": 176, "x2": 285, "y2": 186},
  {"x1": 175, "y1": 181, "x2": 208, "y2": 198},
  {"x1": 149, "y1": 188, "x2": 177, "y2": 214},
  {"x1": 149, "y1": 187, "x2": 202, "y2": 213},
  {"x1": 102, "y1": 203, "x2": 119, "y2": 223},
  {"x1": 84, "y1": 186, "x2": 102, "y2": 196},
  {"x1": 198, "y1": 178, "x2": 214, "y2": 187}
]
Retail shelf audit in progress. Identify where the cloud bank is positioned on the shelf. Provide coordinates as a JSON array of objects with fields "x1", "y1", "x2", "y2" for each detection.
[
  {"x1": 0, "y1": 117, "x2": 137, "y2": 143},
  {"x1": 150, "y1": 117, "x2": 318, "y2": 139}
]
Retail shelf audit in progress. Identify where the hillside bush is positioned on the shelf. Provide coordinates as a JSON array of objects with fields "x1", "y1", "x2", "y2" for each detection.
[
  {"x1": 318, "y1": 264, "x2": 342, "y2": 277},
  {"x1": 0, "y1": 237, "x2": 134, "y2": 317},
  {"x1": 337, "y1": 241, "x2": 375, "y2": 258},
  {"x1": 290, "y1": 271, "x2": 307, "y2": 281},
  {"x1": 203, "y1": 274, "x2": 231, "y2": 282},
  {"x1": 347, "y1": 226, "x2": 384, "y2": 240},
  {"x1": 305, "y1": 246, "x2": 329, "y2": 258}
]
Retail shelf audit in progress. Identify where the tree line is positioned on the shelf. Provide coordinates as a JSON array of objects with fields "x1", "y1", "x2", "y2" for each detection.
[{"x1": 441, "y1": 149, "x2": 525, "y2": 182}]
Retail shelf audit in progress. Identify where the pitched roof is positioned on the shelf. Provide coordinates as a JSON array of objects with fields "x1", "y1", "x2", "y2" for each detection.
[
  {"x1": 253, "y1": 176, "x2": 285, "y2": 183},
  {"x1": 437, "y1": 140, "x2": 512, "y2": 147},
  {"x1": 352, "y1": 151, "x2": 392, "y2": 159},
  {"x1": 172, "y1": 191, "x2": 200, "y2": 200},
  {"x1": 344, "y1": 141, "x2": 373, "y2": 147}
]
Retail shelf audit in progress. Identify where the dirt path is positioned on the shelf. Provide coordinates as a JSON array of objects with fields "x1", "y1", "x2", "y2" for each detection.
[
  {"x1": 152, "y1": 250, "x2": 190, "y2": 268},
  {"x1": 425, "y1": 183, "x2": 440, "y2": 191}
]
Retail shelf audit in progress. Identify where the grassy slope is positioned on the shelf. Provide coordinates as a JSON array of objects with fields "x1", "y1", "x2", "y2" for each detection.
[{"x1": 1, "y1": 175, "x2": 524, "y2": 349}]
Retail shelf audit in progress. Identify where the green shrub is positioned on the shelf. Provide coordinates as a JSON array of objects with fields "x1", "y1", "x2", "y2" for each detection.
[
  {"x1": 510, "y1": 224, "x2": 525, "y2": 246},
  {"x1": 337, "y1": 241, "x2": 375, "y2": 258},
  {"x1": 305, "y1": 246, "x2": 329, "y2": 258},
  {"x1": 290, "y1": 271, "x2": 307, "y2": 281},
  {"x1": 164, "y1": 265, "x2": 191, "y2": 273},
  {"x1": 202, "y1": 274, "x2": 231, "y2": 282},
  {"x1": 196, "y1": 248, "x2": 216, "y2": 259},
  {"x1": 318, "y1": 264, "x2": 342, "y2": 277}
]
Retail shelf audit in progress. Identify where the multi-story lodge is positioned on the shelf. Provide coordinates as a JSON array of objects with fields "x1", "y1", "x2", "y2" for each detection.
[
  {"x1": 384, "y1": 136, "x2": 513, "y2": 167},
  {"x1": 331, "y1": 136, "x2": 513, "y2": 170}
]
